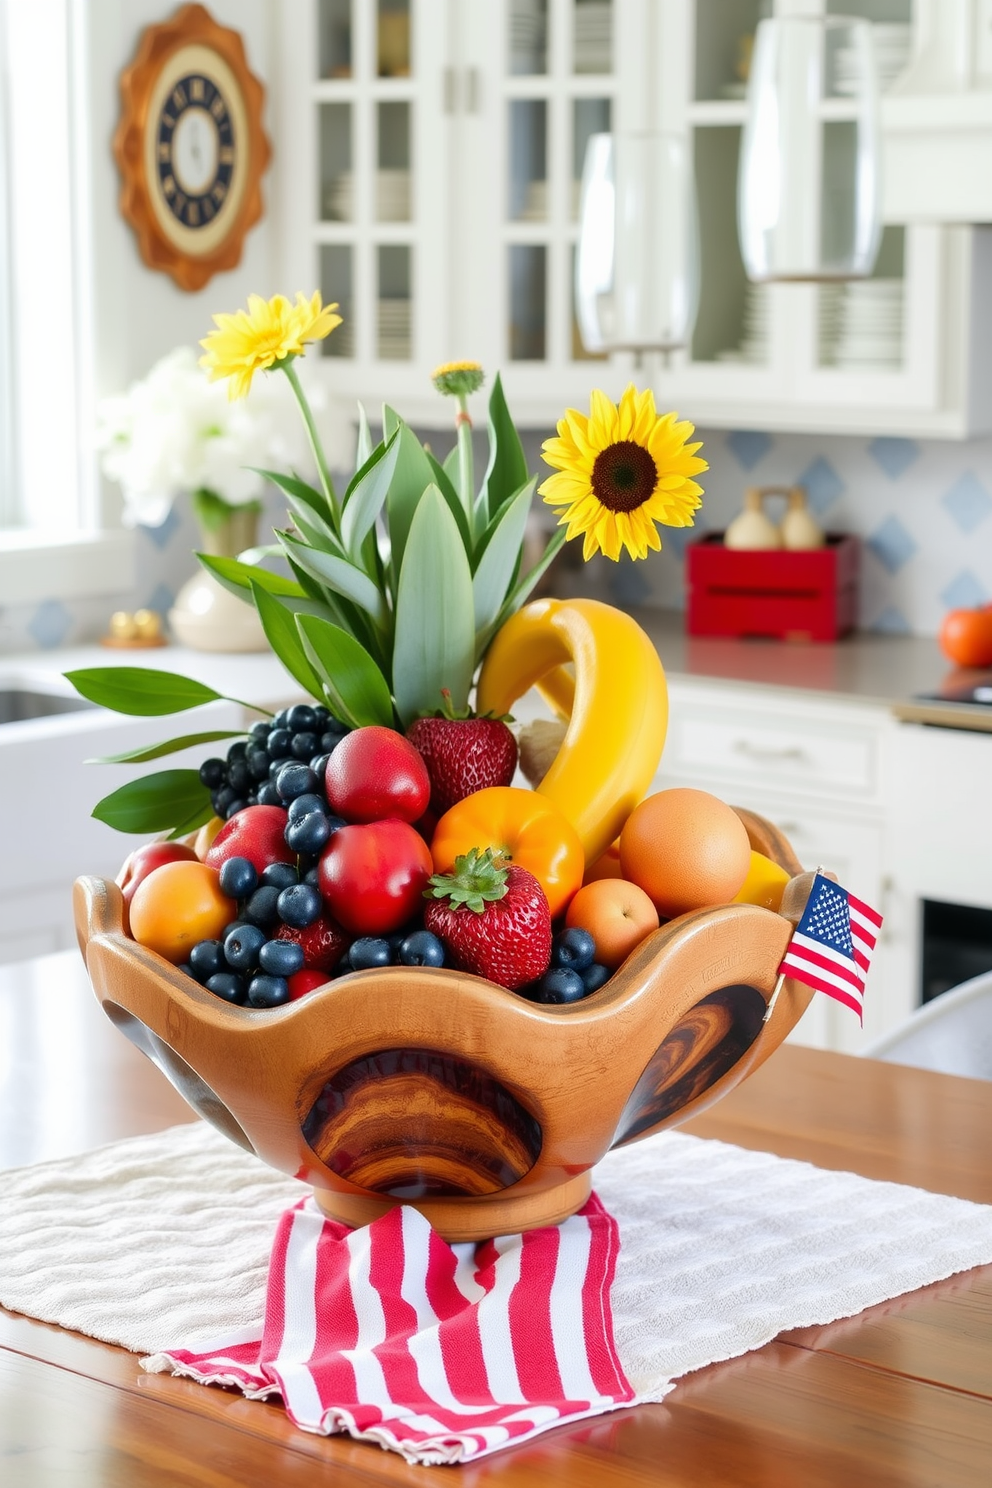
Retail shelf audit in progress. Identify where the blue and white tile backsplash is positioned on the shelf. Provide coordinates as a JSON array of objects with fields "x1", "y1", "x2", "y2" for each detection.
[{"x1": 4, "y1": 424, "x2": 992, "y2": 651}]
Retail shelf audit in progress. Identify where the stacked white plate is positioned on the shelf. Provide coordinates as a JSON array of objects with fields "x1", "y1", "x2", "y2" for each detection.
[
  {"x1": 378, "y1": 298, "x2": 412, "y2": 359},
  {"x1": 509, "y1": 0, "x2": 547, "y2": 73},
  {"x1": 323, "y1": 171, "x2": 353, "y2": 222},
  {"x1": 376, "y1": 169, "x2": 411, "y2": 222},
  {"x1": 819, "y1": 278, "x2": 903, "y2": 370},
  {"x1": 574, "y1": 2, "x2": 612, "y2": 74},
  {"x1": 835, "y1": 23, "x2": 911, "y2": 96},
  {"x1": 716, "y1": 283, "x2": 771, "y2": 365}
]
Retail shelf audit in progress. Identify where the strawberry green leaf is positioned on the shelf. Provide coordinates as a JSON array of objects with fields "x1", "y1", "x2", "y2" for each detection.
[
  {"x1": 90, "y1": 770, "x2": 212, "y2": 835},
  {"x1": 249, "y1": 580, "x2": 324, "y2": 701},
  {"x1": 296, "y1": 613, "x2": 395, "y2": 729},
  {"x1": 87, "y1": 730, "x2": 246, "y2": 765},
  {"x1": 64, "y1": 667, "x2": 224, "y2": 716},
  {"x1": 392, "y1": 486, "x2": 475, "y2": 725}
]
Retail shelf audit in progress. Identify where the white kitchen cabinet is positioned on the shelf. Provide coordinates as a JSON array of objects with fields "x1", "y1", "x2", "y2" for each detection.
[{"x1": 273, "y1": 0, "x2": 992, "y2": 436}]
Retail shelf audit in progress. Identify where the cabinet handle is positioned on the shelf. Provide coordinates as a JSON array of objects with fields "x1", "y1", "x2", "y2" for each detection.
[
  {"x1": 732, "y1": 740, "x2": 809, "y2": 765},
  {"x1": 442, "y1": 66, "x2": 457, "y2": 114}
]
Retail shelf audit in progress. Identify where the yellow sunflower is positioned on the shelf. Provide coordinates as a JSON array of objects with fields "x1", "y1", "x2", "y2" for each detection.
[
  {"x1": 539, "y1": 386, "x2": 707, "y2": 561},
  {"x1": 199, "y1": 291, "x2": 341, "y2": 398}
]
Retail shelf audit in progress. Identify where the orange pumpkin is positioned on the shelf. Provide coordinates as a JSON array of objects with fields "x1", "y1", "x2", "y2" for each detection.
[{"x1": 939, "y1": 606, "x2": 992, "y2": 669}]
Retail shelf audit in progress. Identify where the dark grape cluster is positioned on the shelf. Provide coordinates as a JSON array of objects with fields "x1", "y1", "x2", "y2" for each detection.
[
  {"x1": 198, "y1": 704, "x2": 350, "y2": 820},
  {"x1": 523, "y1": 927, "x2": 611, "y2": 1005}
]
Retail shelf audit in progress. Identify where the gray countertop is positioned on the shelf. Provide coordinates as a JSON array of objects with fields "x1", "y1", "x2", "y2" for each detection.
[{"x1": 626, "y1": 609, "x2": 949, "y2": 710}]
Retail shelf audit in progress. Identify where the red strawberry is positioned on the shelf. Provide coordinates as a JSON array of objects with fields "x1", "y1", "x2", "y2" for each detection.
[
  {"x1": 423, "y1": 848, "x2": 551, "y2": 991},
  {"x1": 407, "y1": 693, "x2": 517, "y2": 816},
  {"x1": 275, "y1": 912, "x2": 349, "y2": 973}
]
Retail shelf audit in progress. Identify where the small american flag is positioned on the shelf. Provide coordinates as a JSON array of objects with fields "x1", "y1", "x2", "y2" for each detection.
[{"x1": 778, "y1": 873, "x2": 883, "y2": 1023}]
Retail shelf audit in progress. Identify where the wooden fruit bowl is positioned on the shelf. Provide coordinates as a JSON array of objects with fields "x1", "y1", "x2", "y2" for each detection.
[{"x1": 74, "y1": 810, "x2": 815, "y2": 1241}]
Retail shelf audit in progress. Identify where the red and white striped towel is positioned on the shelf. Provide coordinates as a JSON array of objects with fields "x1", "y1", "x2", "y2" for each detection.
[{"x1": 147, "y1": 1193, "x2": 635, "y2": 1465}]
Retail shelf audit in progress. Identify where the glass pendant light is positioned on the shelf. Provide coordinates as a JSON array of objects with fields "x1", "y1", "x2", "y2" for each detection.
[
  {"x1": 575, "y1": 132, "x2": 699, "y2": 356},
  {"x1": 738, "y1": 15, "x2": 882, "y2": 282}
]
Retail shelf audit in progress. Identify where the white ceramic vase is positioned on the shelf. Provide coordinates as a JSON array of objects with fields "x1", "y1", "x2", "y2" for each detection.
[{"x1": 168, "y1": 506, "x2": 268, "y2": 653}]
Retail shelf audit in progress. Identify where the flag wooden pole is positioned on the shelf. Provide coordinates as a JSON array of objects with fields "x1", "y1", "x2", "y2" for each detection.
[{"x1": 764, "y1": 864, "x2": 826, "y2": 1025}]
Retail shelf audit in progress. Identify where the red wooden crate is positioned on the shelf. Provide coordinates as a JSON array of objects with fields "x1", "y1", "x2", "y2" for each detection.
[{"x1": 685, "y1": 534, "x2": 859, "y2": 642}]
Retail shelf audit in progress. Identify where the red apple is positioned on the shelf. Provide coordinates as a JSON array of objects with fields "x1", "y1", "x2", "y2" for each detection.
[
  {"x1": 287, "y1": 968, "x2": 332, "y2": 1001},
  {"x1": 324, "y1": 726, "x2": 430, "y2": 824},
  {"x1": 205, "y1": 804, "x2": 295, "y2": 874},
  {"x1": 116, "y1": 841, "x2": 198, "y2": 906},
  {"x1": 318, "y1": 818, "x2": 433, "y2": 935}
]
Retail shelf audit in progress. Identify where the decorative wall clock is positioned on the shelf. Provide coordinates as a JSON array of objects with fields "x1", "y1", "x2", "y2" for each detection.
[{"x1": 114, "y1": 4, "x2": 271, "y2": 292}]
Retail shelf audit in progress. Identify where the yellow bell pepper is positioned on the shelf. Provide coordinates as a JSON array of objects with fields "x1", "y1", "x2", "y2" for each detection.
[{"x1": 476, "y1": 598, "x2": 667, "y2": 866}]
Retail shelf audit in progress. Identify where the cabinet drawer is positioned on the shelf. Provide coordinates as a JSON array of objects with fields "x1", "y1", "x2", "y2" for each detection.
[{"x1": 664, "y1": 709, "x2": 879, "y2": 800}]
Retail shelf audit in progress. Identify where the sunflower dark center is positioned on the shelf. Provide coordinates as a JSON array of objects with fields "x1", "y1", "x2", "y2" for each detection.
[{"x1": 590, "y1": 441, "x2": 658, "y2": 513}]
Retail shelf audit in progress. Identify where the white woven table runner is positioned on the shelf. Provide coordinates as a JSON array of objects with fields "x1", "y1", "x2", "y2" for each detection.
[{"x1": 4, "y1": 1117, "x2": 992, "y2": 1407}]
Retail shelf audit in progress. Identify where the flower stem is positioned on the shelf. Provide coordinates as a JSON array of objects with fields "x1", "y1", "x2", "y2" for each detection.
[
  {"x1": 282, "y1": 360, "x2": 340, "y2": 531},
  {"x1": 456, "y1": 396, "x2": 475, "y2": 547}
]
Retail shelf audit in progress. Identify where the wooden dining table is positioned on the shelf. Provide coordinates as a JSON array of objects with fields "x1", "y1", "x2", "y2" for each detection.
[{"x1": 2, "y1": 949, "x2": 992, "y2": 1487}]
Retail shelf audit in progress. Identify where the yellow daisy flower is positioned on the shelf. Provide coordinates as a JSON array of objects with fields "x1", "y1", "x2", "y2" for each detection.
[
  {"x1": 539, "y1": 385, "x2": 707, "y2": 562},
  {"x1": 199, "y1": 291, "x2": 341, "y2": 398},
  {"x1": 432, "y1": 360, "x2": 485, "y2": 397}
]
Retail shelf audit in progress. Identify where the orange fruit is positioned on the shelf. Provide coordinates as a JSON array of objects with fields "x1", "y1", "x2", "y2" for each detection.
[
  {"x1": 128, "y1": 860, "x2": 236, "y2": 964},
  {"x1": 732, "y1": 850, "x2": 791, "y2": 912},
  {"x1": 619, "y1": 788, "x2": 751, "y2": 918},
  {"x1": 565, "y1": 878, "x2": 660, "y2": 970},
  {"x1": 584, "y1": 839, "x2": 623, "y2": 883}
]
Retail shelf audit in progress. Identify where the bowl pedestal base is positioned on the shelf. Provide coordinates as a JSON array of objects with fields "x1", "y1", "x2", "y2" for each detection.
[{"x1": 312, "y1": 1172, "x2": 594, "y2": 1243}]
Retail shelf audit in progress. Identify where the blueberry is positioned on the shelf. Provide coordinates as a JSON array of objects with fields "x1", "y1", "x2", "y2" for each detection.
[
  {"x1": 218, "y1": 856, "x2": 258, "y2": 900},
  {"x1": 222, "y1": 919, "x2": 247, "y2": 939},
  {"x1": 261, "y1": 862, "x2": 298, "y2": 890},
  {"x1": 309, "y1": 752, "x2": 331, "y2": 779},
  {"x1": 247, "y1": 748, "x2": 270, "y2": 782},
  {"x1": 533, "y1": 968, "x2": 587, "y2": 1005},
  {"x1": 276, "y1": 761, "x2": 318, "y2": 802},
  {"x1": 247, "y1": 974, "x2": 291, "y2": 1008},
  {"x1": 225, "y1": 759, "x2": 248, "y2": 794},
  {"x1": 199, "y1": 757, "x2": 226, "y2": 789},
  {"x1": 259, "y1": 939, "x2": 305, "y2": 976},
  {"x1": 319, "y1": 731, "x2": 343, "y2": 753},
  {"x1": 224, "y1": 797, "x2": 248, "y2": 819},
  {"x1": 333, "y1": 949, "x2": 353, "y2": 977},
  {"x1": 285, "y1": 811, "x2": 331, "y2": 855},
  {"x1": 272, "y1": 708, "x2": 290, "y2": 728},
  {"x1": 291, "y1": 731, "x2": 319, "y2": 760},
  {"x1": 224, "y1": 922, "x2": 267, "y2": 970},
  {"x1": 213, "y1": 785, "x2": 236, "y2": 815},
  {"x1": 312, "y1": 706, "x2": 330, "y2": 728},
  {"x1": 249, "y1": 720, "x2": 272, "y2": 742},
  {"x1": 189, "y1": 939, "x2": 227, "y2": 980},
  {"x1": 206, "y1": 972, "x2": 247, "y2": 1003},
  {"x1": 287, "y1": 793, "x2": 325, "y2": 823},
  {"x1": 349, "y1": 937, "x2": 392, "y2": 971},
  {"x1": 177, "y1": 962, "x2": 196, "y2": 980},
  {"x1": 226, "y1": 741, "x2": 248, "y2": 765},
  {"x1": 266, "y1": 727, "x2": 293, "y2": 759},
  {"x1": 256, "y1": 782, "x2": 281, "y2": 806},
  {"x1": 398, "y1": 930, "x2": 446, "y2": 967},
  {"x1": 244, "y1": 885, "x2": 281, "y2": 927},
  {"x1": 287, "y1": 704, "x2": 318, "y2": 733},
  {"x1": 304, "y1": 865, "x2": 321, "y2": 886},
  {"x1": 581, "y1": 963, "x2": 611, "y2": 994},
  {"x1": 552, "y1": 927, "x2": 596, "y2": 972},
  {"x1": 277, "y1": 882, "x2": 322, "y2": 928}
]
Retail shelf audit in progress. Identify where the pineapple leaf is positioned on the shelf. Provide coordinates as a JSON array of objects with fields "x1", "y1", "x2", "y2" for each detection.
[
  {"x1": 385, "y1": 417, "x2": 439, "y2": 580},
  {"x1": 392, "y1": 486, "x2": 476, "y2": 725},
  {"x1": 253, "y1": 468, "x2": 335, "y2": 523},
  {"x1": 279, "y1": 531, "x2": 389, "y2": 630},
  {"x1": 479, "y1": 372, "x2": 529, "y2": 529},
  {"x1": 196, "y1": 553, "x2": 308, "y2": 604},
  {"x1": 424, "y1": 448, "x2": 471, "y2": 552},
  {"x1": 296, "y1": 613, "x2": 395, "y2": 729},
  {"x1": 471, "y1": 478, "x2": 536, "y2": 632},
  {"x1": 442, "y1": 443, "x2": 461, "y2": 497},
  {"x1": 474, "y1": 527, "x2": 566, "y2": 664},
  {"x1": 356, "y1": 402, "x2": 373, "y2": 469},
  {"x1": 341, "y1": 429, "x2": 399, "y2": 560},
  {"x1": 249, "y1": 581, "x2": 324, "y2": 700}
]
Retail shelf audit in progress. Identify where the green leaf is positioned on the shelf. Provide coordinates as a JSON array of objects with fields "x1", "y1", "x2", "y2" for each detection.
[
  {"x1": 356, "y1": 402, "x2": 373, "y2": 469},
  {"x1": 341, "y1": 430, "x2": 399, "y2": 560},
  {"x1": 383, "y1": 403, "x2": 402, "y2": 440},
  {"x1": 296, "y1": 614, "x2": 395, "y2": 729},
  {"x1": 480, "y1": 372, "x2": 529, "y2": 529},
  {"x1": 91, "y1": 770, "x2": 213, "y2": 836},
  {"x1": 249, "y1": 581, "x2": 324, "y2": 700},
  {"x1": 65, "y1": 667, "x2": 223, "y2": 716},
  {"x1": 255, "y1": 468, "x2": 334, "y2": 523},
  {"x1": 472, "y1": 478, "x2": 536, "y2": 632},
  {"x1": 385, "y1": 418, "x2": 440, "y2": 579},
  {"x1": 190, "y1": 488, "x2": 261, "y2": 533},
  {"x1": 475, "y1": 527, "x2": 566, "y2": 663},
  {"x1": 279, "y1": 532, "x2": 389, "y2": 629},
  {"x1": 443, "y1": 443, "x2": 461, "y2": 495},
  {"x1": 424, "y1": 448, "x2": 471, "y2": 551},
  {"x1": 197, "y1": 553, "x2": 308, "y2": 604},
  {"x1": 392, "y1": 486, "x2": 476, "y2": 725},
  {"x1": 88, "y1": 730, "x2": 246, "y2": 765}
]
